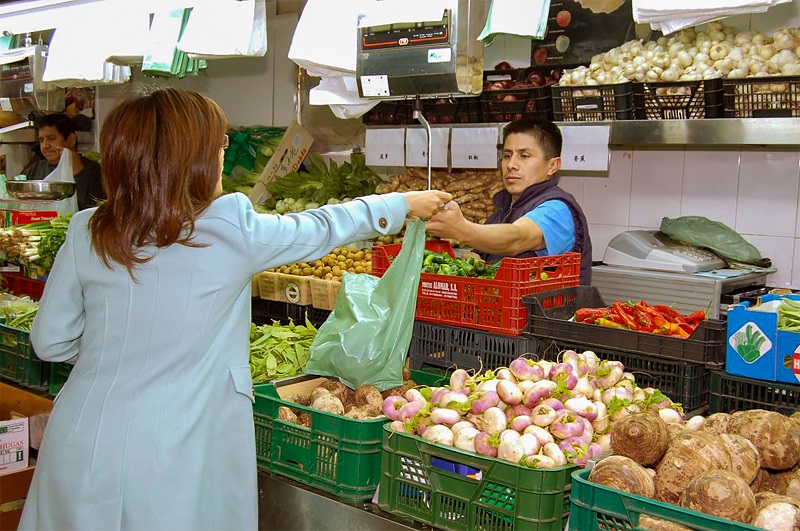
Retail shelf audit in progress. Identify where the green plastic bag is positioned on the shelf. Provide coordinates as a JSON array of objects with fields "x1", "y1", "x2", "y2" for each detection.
[
  {"x1": 304, "y1": 220, "x2": 426, "y2": 391},
  {"x1": 660, "y1": 216, "x2": 767, "y2": 266}
]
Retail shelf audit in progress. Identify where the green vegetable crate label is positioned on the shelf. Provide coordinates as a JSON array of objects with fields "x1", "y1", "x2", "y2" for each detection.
[{"x1": 729, "y1": 322, "x2": 772, "y2": 363}]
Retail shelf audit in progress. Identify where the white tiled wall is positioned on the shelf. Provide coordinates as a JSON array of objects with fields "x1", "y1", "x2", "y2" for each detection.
[{"x1": 577, "y1": 147, "x2": 800, "y2": 289}]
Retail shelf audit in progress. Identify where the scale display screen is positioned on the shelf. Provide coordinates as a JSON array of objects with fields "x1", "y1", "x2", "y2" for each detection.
[{"x1": 361, "y1": 12, "x2": 449, "y2": 51}]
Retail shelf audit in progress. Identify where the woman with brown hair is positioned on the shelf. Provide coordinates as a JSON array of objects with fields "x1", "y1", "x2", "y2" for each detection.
[{"x1": 18, "y1": 86, "x2": 450, "y2": 531}]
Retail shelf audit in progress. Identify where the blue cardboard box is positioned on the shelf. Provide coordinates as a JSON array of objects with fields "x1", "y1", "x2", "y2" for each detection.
[{"x1": 727, "y1": 294, "x2": 800, "y2": 385}]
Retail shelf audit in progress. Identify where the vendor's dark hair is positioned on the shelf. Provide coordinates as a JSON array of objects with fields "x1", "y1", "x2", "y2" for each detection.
[
  {"x1": 36, "y1": 113, "x2": 76, "y2": 144},
  {"x1": 502, "y1": 119, "x2": 562, "y2": 159},
  {"x1": 90, "y1": 86, "x2": 227, "y2": 277}
]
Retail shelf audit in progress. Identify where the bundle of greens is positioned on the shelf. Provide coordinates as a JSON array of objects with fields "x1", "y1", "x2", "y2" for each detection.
[
  {"x1": 38, "y1": 215, "x2": 71, "y2": 273},
  {"x1": 249, "y1": 317, "x2": 317, "y2": 383}
]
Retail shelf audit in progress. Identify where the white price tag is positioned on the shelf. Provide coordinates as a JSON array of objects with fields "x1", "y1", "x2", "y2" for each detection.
[
  {"x1": 360, "y1": 75, "x2": 390, "y2": 97},
  {"x1": 450, "y1": 127, "x2": 501, "y2": 169},
  {"x1": 560, "y1": 124, "x2": 611, "y2": 172},
  {"x1": 0, "y1": 98, "x2": 11, "y2": 112},
  {"x1": 405, "y1": 127, "x2": 449, "y2": 168},
  {"x1": 365, "y1": 128, "x2": 405, "y2": 166}
]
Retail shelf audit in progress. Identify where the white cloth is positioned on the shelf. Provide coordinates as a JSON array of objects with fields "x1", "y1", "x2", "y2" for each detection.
[
  {"x1": 633, "y1": 0, "x2": 791, "y2": 34},
  {"x1": 478, "y1": 0, "x2": 550, "y2": 45}
]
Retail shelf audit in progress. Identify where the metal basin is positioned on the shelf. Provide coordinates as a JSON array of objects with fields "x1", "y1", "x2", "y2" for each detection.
[{"x1": 7, "y1": 180, "x2": 76, "y2": 201}]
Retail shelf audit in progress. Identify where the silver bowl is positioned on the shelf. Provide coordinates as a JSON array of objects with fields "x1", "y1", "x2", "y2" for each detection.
[{"x1": 7, "y1": 180, "x2": 76, "y2": 201}]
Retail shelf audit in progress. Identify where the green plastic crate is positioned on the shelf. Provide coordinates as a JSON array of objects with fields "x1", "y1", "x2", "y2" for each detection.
[
  {"x1": 378, "y1": 424, "x2": 578, "y2": 531},
  {"x1": 48, "y1": 361, "x2": 74, "y2": 396},
  {"x1": 0, "y1": 321, "x2": 46, "y2": 388},
  {"x1": 569, "y1": 468, "x2": 761, "y2": 531},
  {"x1": 253, "y1": 375, "x2": 386, "y2": 502}
]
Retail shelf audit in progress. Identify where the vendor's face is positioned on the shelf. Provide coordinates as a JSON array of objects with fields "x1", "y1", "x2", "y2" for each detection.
[
  {"x1": 501, "y1": 132, "x2": 560, "y2": 202},
  {"x1": 38, "y1": 126, "x2": 76, "y2": 165}
]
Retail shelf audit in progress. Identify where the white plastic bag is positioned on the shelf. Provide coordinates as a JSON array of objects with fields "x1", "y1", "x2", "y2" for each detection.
[
  {"x1": 43, "y1": 149, "x2": 79, "y2": 214},
  {"x1": 178, "y1": 0, "x2": 267, "y2": 59}
]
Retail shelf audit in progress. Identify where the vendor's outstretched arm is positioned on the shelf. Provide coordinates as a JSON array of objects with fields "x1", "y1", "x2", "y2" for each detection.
[{"x1": 426, "y1": 201, "x2": 546, "y2": 256}]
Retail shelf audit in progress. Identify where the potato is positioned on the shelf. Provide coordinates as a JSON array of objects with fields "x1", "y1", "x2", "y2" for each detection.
[
  {"x1": 311, "y1": 394, "x2": 345, "y2": 415},
  {"x1": 309, "y1": 386, "x2": 331, "y2": 404},
  {"x1": 296, "y1": 412, "x2": 311, "y2": 428},
  {"x1": 283, "y1": 394, "x2": 310, "y2": 407},
  {"x1": 354, "y1": 384, "x2": 383, "y2": 409},
  {"x1": 278, "y1": 406, "x2": 298, "y2": 424}
]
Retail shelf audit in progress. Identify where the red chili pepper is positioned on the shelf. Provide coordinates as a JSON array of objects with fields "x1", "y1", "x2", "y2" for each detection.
[
  {"x1": 684, "y1": 309, "x2": 706, "y2": 323},
  {"x1": 678, "y1": 322, "x2": 695, "y2": 336},
  {"x1": 653, "y1": 304, "x2": 682, "y2": 321},
  {"x1": 652, "y1": 314, "x2": 670, "y2": 330},
  {"x1": 613, "y1": 301, "x2": 640, "y2": 330},
  {"x1": 575, "y1": 308, "x2": 610, "y2": 322}
]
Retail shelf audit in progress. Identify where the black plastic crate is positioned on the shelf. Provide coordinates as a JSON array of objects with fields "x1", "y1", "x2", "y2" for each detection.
[
  {"x1": 422, "y1": 96, "x2": 482, "y2": 124},
  {"x1": 308, "y1": 307, "x2": 332, "y2": 327},
  {"x1": 633, "y1": 78, "x2": 723, "y2": 120},
  {"x1": 251, "y1": 298, "x2": 309, "y2": 326},
  {"x1": 723, "y1": 76, "x2": 800, "y2": 118},
  {"x1": 480, "y1": 85, "x2": 553, "y2": 122},
  {"x1": 409, "y1": 320, "x2": 538, "y2": 371},
  {"x1": 551, "y1": 82, "x2": 634, "y2": 122},
  {"x1": 709, "y1": 371, "x2": 800, "y2": 415},
  {"x1": 362, "y1": 100, "x2": 413, "y2": 125},
  {"x1": 537, "y1": 337, "x2": 710, "y2": 414},
  {"x1": 522, "y1": 287, "x2": 726, "y2": 366}
]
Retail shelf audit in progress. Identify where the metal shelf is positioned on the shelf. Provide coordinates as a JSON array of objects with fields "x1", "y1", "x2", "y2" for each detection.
[
  {"x1": 367, "y1": 118, "x2": 800, "y2": 147},
  {"x1": 0, "y1": 121, "x2": 94, "y2": 145}
]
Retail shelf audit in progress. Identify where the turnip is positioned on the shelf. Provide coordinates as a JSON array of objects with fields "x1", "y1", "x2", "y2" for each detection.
[
  {"x1": 504, "y1": 403, "x2": 532, "y2": 421},
  {"x1": 574, "y1": 376, "x2": 596, "y2": 398},
  {"x1": 449, "y1": 368, "x2": 470, "y2": 393},
  {"x1": 612, "y1": 404, "x2": 642, "y2": 422},
  {"x1": 509, "y1": 415, "x2": 533, "y2": 433},
  {"x1": 422, "y1": 424, "x2": 454, "y2": 446},
  {"x1": 611, "y1": 412, "x2": 670, "y2": 467},
  {"x1": 495, "y1": 368, "x2": 516, "y2": 381},
  {"x1": 616, "y1": 377, "x2": 635, "y2": 393},
  {"x1": 524, "y1": 425, "x2": 555, "y2": 447},
  {"x1": 404, "y1": 388, "x2": 426, "y2": 404},
  {"x1": 593, "y1": 401, "x2": 610, "y2": 434},
  {"x1": 475, "y1": 407, "x2": 507, "y2": 435},
  {"x1": 474, "y1": 431, "x2": 499, "y2": 457},
  {"x1": 523, "y1": 380, "x2": 558, "y2": 408},
  {"x1": 575, "y1": 416, "x2": 594, "y2": 444},
  {"x1": 596, "y1": 433, "x2": 612, "y2": 452},
  {"x1": 499, "y1": 429, "x2": 521, "y2": 444},
  {"x1": 509, "y1": 356, "x2": 544, "y2": 381},
  {"x1": 658, "y1": 407, "x2": 684, "y2": 425},
  {"x1": 582, "y1": 350, "x2": 600, "y2": 371},
  {"x1": 417, "y1": 417, "x2": 434, "y2": 437},
  {"x1": 454, "y1": 427, "x2": 480, "y2": 452},
  {"x1": 520, "y1": 454, "x2": 556, "y2": 469},
  {"x1": 562, "y1": 349, "x2": 589, "y2": 377},
  {"x1": 601, "y1": 387, "x2": 633, "y2": 406},
  {"x1": 719, "y1": 433, "x2": 761, "y2": 484},
  {"x1": 543, "y1": 442, "x2": 568, "y2": 466},
  {"x1": 496, "y1": 379, "x2": 522, "y2": 406},
  {"x1": 588, "y1": 455, "x2": 655, "y2": 498},
  {"x1": 565, "y1": 396, "x2": 598, "y2": 422},
  {"x1": 389, "y1": 420, "x2": 407, "y2": 432},
  {"x1": 655, "y1": 431, "x2": 733, "y2": 504},
  {"x1": 728, "y1": 410, "x2": 800, "y2": 471},
  {"x1": 549, "y1": 363, "x2": 578, "y2": 393},
  {"x1": 438, "y1": 390, "x2": 469, "y2": 410},
  {"x1": 632, "y1": 387, "x2": 646, "y2": 403},
  {"x1": 539, "y1": 397, "x2": 564, "y2": 411},
  {"x1": 531, "y1": 404, "x2": 558, "y2": 427},
  {"x1": 430, "y1": 408, "x2": 462, "y2": 426},
  {"x1": 519, "y1": 433, "x2": 540, "y2": 456},
  {"x1": 685, "y1": 415, "x2": 705, "y2": 431},
  {"x1": 595, "y1": 360, "x2": 624, "y2": 388},
  {"x1": 469, "y1": 391, "x2": 500, "y2": 415},
  {"x1": 498, "y1": 440, "x2": 525, "y2": 464},
  {"x1": 702, "y1": 412, "x2": 731, "y2": 435},
  {"x1": 516, "y1": 380, "x2": 536, "y2": 395},
  {"x1": 399, "y1": 400, "x2": 428, "y2": 422},
  {"x1": 451, "y1": 420, "x2": 476, "y2": 439},
  {"x1": 680, "y1": 469, "x2": 756, "y2": 523},
  {"x1": 383, "y1": 395, "x2": 407, "y2": 420},
  {"x1": 572, "y1": 441, "x2": 604, "y2": 467},
  {"x1": 475, "y1": 379, "x2": 499, "y2": 392},
  {"x1": 538, "y1": 360, "x2": 554, "y2": 379},
  {"x1": 550, "y1": 410, "x2": 584, "y2": 440}
]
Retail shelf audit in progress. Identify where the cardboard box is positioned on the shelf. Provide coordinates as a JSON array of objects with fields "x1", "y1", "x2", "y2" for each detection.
[
  {"x1": 726, "y1": 294, "x2": 800, "y2": 384},
  {"x1": 0, "y1": 383, "x2": 52, "y2": 478},
  {"x1": 247, "y1": 123, "x2": 314, "y2": 206},
  {"x1": 0, "y1": 210, "x2": 58, "y2": 229},
  {"x1": 310, "y1": 278, "x2": 341, "y2": 311},
  {"x1": 258, "y1": 272, "x2": 312, "y2": 306}
]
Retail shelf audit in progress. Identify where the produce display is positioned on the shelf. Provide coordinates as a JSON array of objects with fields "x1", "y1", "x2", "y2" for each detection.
[
  {"x1": 249, "y1": 318, "x2": 317, "y2": 383},
  {"x1": 384, "y1": 351, "x2": 682, "y2": 469},
  {"x1": 0, "y1": 216, "x2": 71, "y2": 272},
  {"x1": 421, "y1": 249, "x2": 500, "y2": 279},
  {"x1": 376, "y1": 168, "x2": 503, "y2": 224},
  {"x1": 37, "y1": 216, "x2": 70, "y2": 273},
  {"x1": 558, "y1": 22, "x2": 800, "y2": 92},
  {"x1": 221, "y1": 126, "x2": 286, "y2": 194},
  {"x1": 573, "y1": 300, "x2": 707, "y2": 338},
  {"x1": 257, "y1": 153, "x2": 382, "y2": 214},
  {"x1": 0, "y1": 298, "x2": 38, "y2": 330},
  {"x1": 588, "y1": 409, "x2": 800, "y2": 529},
  {"x1": 267, "y1": 245, "x2": 372, "y2": 280}
]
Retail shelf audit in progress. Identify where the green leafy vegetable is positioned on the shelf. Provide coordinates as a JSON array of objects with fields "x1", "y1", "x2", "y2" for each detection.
[
  {"x1": 38, "y1": 215, "x2": 71, "y2": 273},
  {"x1": 249, "y1": 316, "x2": 317, "y2": 382},
  {"x1": 732, "y1": 324, "x2": 767, "y2": 363}
]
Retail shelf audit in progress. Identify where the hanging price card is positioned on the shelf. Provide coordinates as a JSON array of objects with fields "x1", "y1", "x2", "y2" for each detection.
[
  {"x1": 450, "y1": 126, "x2": 501, "y2": 169},
  {"x1": 365, "y1": 128, "x2": 405, "y2": 166},
  {"x1": 405, "y1": 127, "x2": 449, "y2": 168},
  {"x1": 560, "y1": 124, "x2": 611, "y2": 171}
]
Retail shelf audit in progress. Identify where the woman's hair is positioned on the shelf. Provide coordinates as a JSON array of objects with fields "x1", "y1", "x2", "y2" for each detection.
[{"x1": 89, "y1": 86, "x2": 228, "y2": 276}]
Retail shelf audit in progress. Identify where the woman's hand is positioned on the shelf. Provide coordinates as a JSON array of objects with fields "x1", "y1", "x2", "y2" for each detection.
[{"x1": 402, "y1": 190, "x2": 452, "y2": 220}]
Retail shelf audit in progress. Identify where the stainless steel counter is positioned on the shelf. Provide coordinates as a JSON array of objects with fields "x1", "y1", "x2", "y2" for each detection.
[{"x1": 257, "y1": 472, "x2": 425, "y2": 531}]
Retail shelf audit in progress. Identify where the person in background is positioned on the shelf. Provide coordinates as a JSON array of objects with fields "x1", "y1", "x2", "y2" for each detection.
[
  {"x1": 426, "y1": 118, "x2": 592, "y2": 285},
  {"x1": 25, "y1": 113, "x2": 105, "y2": 210},
  {"x1": 18, "y1": 86, "x2": 451, "y2": 531}
]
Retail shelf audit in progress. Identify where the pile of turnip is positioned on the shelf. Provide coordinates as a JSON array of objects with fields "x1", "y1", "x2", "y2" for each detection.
[
  {"x1": 383, "y1": 351, "x2": 683, "y2": 469},
  {"x1": 588, "y1": 409, "x2": 800, "y2": 530}
]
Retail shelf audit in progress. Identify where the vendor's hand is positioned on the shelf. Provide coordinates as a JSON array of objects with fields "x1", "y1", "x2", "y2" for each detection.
[
  {"x1": 426, "y1": 200, "x2": 468, "y2": 240},
  {"x1": 403, "y1": 190, "x2": 452, "y2": 220}
]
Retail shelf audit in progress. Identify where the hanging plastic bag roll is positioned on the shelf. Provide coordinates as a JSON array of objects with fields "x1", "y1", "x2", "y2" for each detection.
[{"x1": 304, "y1": 220, "x2": 427, "y2": 391}]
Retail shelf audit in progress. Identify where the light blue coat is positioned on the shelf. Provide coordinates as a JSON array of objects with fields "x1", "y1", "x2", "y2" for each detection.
[{"x1": 19, "y1": 192, "x2": 408, "y2": 531}]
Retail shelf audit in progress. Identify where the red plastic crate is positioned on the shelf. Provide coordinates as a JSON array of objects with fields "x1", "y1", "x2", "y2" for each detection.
[
  {"x1": 0, "y1": 271, "x2": 45, "y2": 300},
  {"x1": 371, "y1": 241, "x2": 580, "y2": 336}
]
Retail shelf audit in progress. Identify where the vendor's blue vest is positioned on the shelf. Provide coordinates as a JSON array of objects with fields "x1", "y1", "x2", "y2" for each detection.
[{"x1": 481, "y1": 176, "x2": 593, "y2": 285}]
